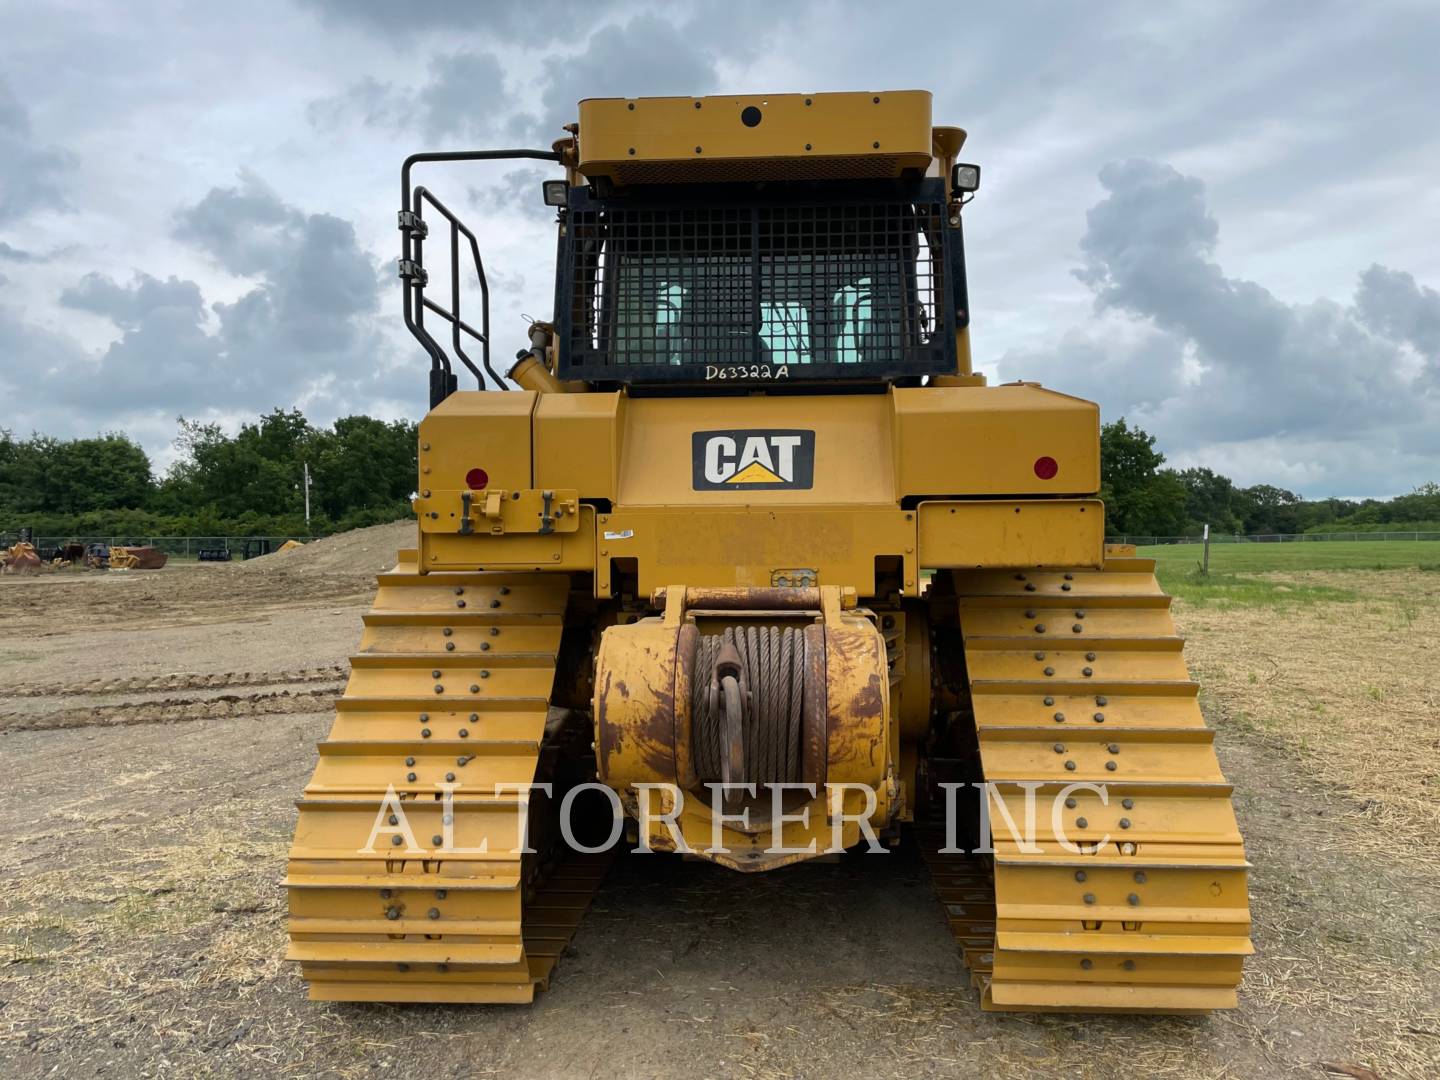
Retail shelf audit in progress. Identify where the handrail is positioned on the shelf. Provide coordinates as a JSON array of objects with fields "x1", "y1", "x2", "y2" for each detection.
[{"x1": 398, "y1": 149, "x2": 563, "y2": 407}]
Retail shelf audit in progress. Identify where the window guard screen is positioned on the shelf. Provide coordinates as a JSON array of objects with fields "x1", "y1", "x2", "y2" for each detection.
[{"x1": 559, "y1": 184, "x2": 953, "y2": 381}]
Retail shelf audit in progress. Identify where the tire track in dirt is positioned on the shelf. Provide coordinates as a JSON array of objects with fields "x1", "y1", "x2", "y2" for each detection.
[{"x1": 0, "y1": 666, "x2": 348, "y2": 732}]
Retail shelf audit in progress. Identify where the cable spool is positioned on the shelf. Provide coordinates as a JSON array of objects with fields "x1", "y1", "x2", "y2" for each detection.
[{"x1": 690, "y1": 626, "x2": 807, "y2": 785}]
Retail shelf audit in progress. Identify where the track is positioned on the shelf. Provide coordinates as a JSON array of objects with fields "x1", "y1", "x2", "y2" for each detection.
[
  {"x1": 285, "y1": 552, "x2": 609, "y2": 1003},
  {"x1": 930, "y1": 555, "x2": 1253, "y2": 1012}
]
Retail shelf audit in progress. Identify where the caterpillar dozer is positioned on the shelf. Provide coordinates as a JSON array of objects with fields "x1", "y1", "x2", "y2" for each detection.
[{"x1": 286, "y1": 90, "x2": 1252, "y2": 1011}]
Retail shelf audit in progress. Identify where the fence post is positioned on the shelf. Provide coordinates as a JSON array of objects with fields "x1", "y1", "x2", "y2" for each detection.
[{"x1": 1201, "y1": 523, "x2": 1211, "y2": 575}]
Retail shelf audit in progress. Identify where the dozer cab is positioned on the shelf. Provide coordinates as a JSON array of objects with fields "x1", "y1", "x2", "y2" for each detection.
[{"x1": 286, "y1": 90, "x2": 1251, "y2": 1012}]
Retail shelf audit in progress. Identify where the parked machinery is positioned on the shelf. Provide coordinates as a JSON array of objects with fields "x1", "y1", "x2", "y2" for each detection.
[{"x1": 285, "y1": 90, "x2": 1251, "y2": 1012}]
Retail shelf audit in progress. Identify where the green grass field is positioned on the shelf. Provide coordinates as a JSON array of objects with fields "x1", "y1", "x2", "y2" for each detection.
[{"x1": 1133, "y1": 539, "x2": 1440, "y2": 606}]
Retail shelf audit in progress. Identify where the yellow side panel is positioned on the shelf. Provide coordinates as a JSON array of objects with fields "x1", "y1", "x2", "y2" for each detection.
[
  {"x1": 421, "y1": 506, "x2": 598, "y2": 572},
  {"x1": 418, "y1": 391, "x2": 536, "y2": 493},
  {"x1": 617, "y1": 394, "x2": 896, "y2": 506},
  {"x1": 893, "y1": 385, "x2": 1100, "y2": 496},
  {"x1": 578, "y1": 91, "x2": 933, "y2": 183},
  {"x1": 594, "y1": 507, "x2": 916, "y2": 597},
  {"x1": 534, "y1": 391, "x2": 625, "y2": 500},
  {"x1": 918, "y1": 500, "x2": 1105, "y2": 568}
]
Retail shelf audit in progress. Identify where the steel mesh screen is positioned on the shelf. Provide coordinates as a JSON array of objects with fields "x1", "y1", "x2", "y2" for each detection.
[{"x1": 564, "y1": 195, "x2": 947, "y2": 377}]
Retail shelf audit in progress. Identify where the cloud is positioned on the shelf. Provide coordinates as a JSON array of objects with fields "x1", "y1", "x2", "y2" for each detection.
[
  {"x1": 61, "y1": 272, "x2": 206, "y2": 330},
  {"x1": 308, "y1": 52, "x2": 507, "y2": 141},
  {"x1": 531, "y1": 14, "x2": 722, "y2": 138},
  {"x1": 297, "y1": 0, "x2": 619, "y2": 44},
  {"x1": 999, "y1": 158, "x2": 1439, "y2": 496},
  {"x1": 0, "y1": 75, "x2": 78, "y2": 224},
  {"x1": 0, "y1": 240, "x2": 42, "y2": 263}
]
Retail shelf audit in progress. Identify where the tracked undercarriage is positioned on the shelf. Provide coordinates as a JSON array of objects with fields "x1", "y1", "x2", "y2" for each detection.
[{"x1": 284, "y1": 87, "x2": 1252, "y2": 1012}]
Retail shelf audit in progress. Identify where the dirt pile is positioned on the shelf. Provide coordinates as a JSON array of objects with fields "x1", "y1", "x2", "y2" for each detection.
[{"x1": 238, "y1": 519, "x2": 415, "y2": 582}]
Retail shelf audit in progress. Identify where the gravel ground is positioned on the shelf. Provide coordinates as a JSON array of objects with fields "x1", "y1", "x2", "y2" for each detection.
[{"x1": 1, "y1": 542, "x2": 1436, "y2": 1079}]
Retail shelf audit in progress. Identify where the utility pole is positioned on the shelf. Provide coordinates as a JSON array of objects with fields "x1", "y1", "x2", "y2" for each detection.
[{"x1": 303, "y1": 462, "x2": 313, "y2": 529}]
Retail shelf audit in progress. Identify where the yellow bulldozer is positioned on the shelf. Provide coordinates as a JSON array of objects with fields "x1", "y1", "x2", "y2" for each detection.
[{"x1": 286, "y1": 90, "x2": 1251, "y2": 1012}]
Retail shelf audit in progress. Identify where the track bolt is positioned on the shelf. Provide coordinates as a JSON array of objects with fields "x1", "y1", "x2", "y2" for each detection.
[
  {"x1": 1074, "y1": 870, "x2": 1087, "y2": 882},
  {"x1": 1105, "y1": 761, "x2": 1117, "y2": 771},
  {"x1": 1053, "y1": 743, "x2": 1065, "y2": 753},
  {"x1": 459, "y1": 729, "x2": 469, "y2": 738},
  {"x1": 1064, "y1": 760, "x2": 1076, "y2": 771},
  {"x1": 1065, "y1": 797, "x2": 1078, "y2": 808},
  {"x1": 1025, "y1": 583, "x2": 1036, "y2": 592},
  {"x1": 443, "y1": 628, "x2": 452, "y2": 637},
  {"x1": 469, "y1": 713, "x2": 478, "y2": 721},
  {"x1": 405, "y1": 757, "x2": 415, "y2": 766},
  {"x1": 388, "y1": 815, "x2": 398, "y2": 826},
  {"x1": 1035, "y1": 624, "x2": 1046, "y2": 633},
  {"x1": 490, "y1": 627, "x2": 500, "y2": 636},
  {"x1": 1086, "y1": 652, "x2": 1097, "y2": 662},
  {"x1": 481, "y1": 642, "x2": 490, "y2": 651},
  {"x1": 436, "y1": 890, "x2": 447, "y2": 899},
  {"x1": 1119, "y1": 818, "x2": 1132, "y2": 829},
  {"x1": 1054, "y1": 712, "x2": 1066, "y2": 723},
  {"x1": 397, "y1": 963, "x2": 410, "y2": 972},
  {"x1": 457, "y1": 755, "x2": 473, "y2": 766},
  {"x1": 420, "y1": 713, "x2": 430, "y2": 722},
  {"x1": 428, "y1": 907, "x2": 441, "y2": 919},
  {"x1": 1122, "y1": 798, "x2": 1134, "y2": 809},
  {"x1": 1082, "y1": 892, "x2": 1095, "y2": 904},
  {"x1": 1094, "y1": 713, "x2": 1105, "y2": 723},
  {"x1": 1044, "y1": 696, "x2": 1055, "y2": 706},
  {"x1": 446, "y1": 642, "x2": 455, "y2": 651},
  {"x1": 1095, "y1": 695, "x2": 1107, "y2": 706},
  {"x1": 435, "y1": 685, "x2": 444, "y2": 694},
  {"x1": 421, "y1": 728, "x2": 431, "y2": 738},
  {"x1": 431, "y1": 836, "x2": 443, "y2": 847},
  {"x1": 1064, "y1": 573, "x2": 1074, "y2": 580},
  {"x1": 1123, "y1": 959, "x2": 1136, "y2": 971},
  {"x1": 1075, "y1": 610, "x2": 1086, "y2": 618},
  {"x1": 1077, "y1": 817, "x2": 1088, "y2": 828},
  {"x1": 1044, "y1": 667, "x2": 1055, "y2": 676},
  {"x1": 1024, "y1": 609, "x2": 1036, "y2": 618},
  {"x1": 499, "y1": 586, "x2": 510, "y2": 595},
  {"x1": 470, "y1": 684, "x2": 479, "y2": 693},
  {"x1": 1082, "y1": 667, "x2": 1093, "y2": 677},
  {"x1": 1061, "y1": 583, "x2": 1072, "y2": 591},
  {"x1": 380, "y1": 889, "x2": 392, "y2": 899},
  {"x1": 1108, "y1": 743, "x2": 1119, "y2": 754},
  {"x1": 432, "y1": 670, "x2": 442, "y2": 679},
  {"x1": 1073, "y1": 624, "x2": 1083, "y2": 633},
  {"x1": 457, "y1": 600, "x2": 466, "y2": 608},
  {"x1": 407, "y1": 772, "x2": 416, "y2": 782},
  {"x1": 445, "y1": 772, "x2": 456, "y2": 782},
  {"x1": 480, "y1": 670, "x2": 490, "y2": 679},
  {"x1": 386, "y1": 907, "x2": 400, "y2": 920},
  {"x1": 1127, "y1": 893, "x2": 1139, "y2": 906},
  {"x1": 1081, "y1": 958, "x2": 1092, "y2": 969},
  {"x1": 391, "y1": 835, "x2": 403, "y2": 846},
  {"x1": 442, "y1": 813, "x2": 453, "y2": 825},
  {"x1": 454, "y1": 587, "x2": 465, "y2": 596},
  {"x1": 490, "y1": 599, "x2": 501, "y2": 608},
  {"x1": 1015, "y1": 574, "x2": 1026, "y2": 581},
  {"x1": 1034, "y1": 651, "x2": 1045, "y2": 661},
  {"x1": 1134, "y1": 871, "x2": 1146, "y2": 883}
]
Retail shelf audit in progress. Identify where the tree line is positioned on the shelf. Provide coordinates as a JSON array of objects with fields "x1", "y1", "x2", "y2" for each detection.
[
  {"x1": 2, "y1": 410, "x2": 1436, "y2": 540},
  {"x1": 1100, "y1": 419, "x2": 1439, "y2": 536},
  {"x1": 1, "y1": 409, "x2": 417, "y2": 538}
]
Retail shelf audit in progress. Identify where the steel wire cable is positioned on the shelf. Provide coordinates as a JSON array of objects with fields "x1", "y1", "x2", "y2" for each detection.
[{"x1": 690, "y1": 625, "x2": 807, "y2": 786}]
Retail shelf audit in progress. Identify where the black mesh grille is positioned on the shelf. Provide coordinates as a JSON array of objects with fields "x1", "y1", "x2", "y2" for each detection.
[{"x1": 561, "y1": 191, "x2": 950, "y2": 380}]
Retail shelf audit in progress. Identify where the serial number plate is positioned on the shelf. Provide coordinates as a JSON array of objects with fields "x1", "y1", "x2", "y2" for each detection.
[{"x1": 704, "y1": 364, "x2": 791, "y2": 381}]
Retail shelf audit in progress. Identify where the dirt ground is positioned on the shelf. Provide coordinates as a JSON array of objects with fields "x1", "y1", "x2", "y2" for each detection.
[{"x1": 1, "y1": 528, "x2": 1436, "y2": 1079}]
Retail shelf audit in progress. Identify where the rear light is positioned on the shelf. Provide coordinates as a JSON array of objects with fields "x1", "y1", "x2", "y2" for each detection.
[
  {"x1": 465, "y1": 468, "x2": 489, "y2": 490},
  {"x1": 1033, "y1": 456, "x2": 1058, "y2": 480}
]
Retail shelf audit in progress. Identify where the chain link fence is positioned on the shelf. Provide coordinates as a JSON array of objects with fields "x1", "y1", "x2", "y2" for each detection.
[
  {"x1": 1108, "y1": 531, "x2": 1440, "y2": 546},
  {"x1": 1, "y1": 535, "x2": 309, "y2": 561}
]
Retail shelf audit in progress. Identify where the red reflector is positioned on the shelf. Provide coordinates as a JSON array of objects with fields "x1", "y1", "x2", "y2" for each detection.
[
  {"x1": 465, "y1": 468, "x2": 489, "y2": 490},
  {"x1": 1034, "y1": 456, "x2": 1058, "y2": 480}
]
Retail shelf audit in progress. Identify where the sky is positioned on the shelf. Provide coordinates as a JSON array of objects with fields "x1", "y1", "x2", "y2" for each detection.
[{"x1": 1, "y1": 0, "x2": 1438, "y2": 498}]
